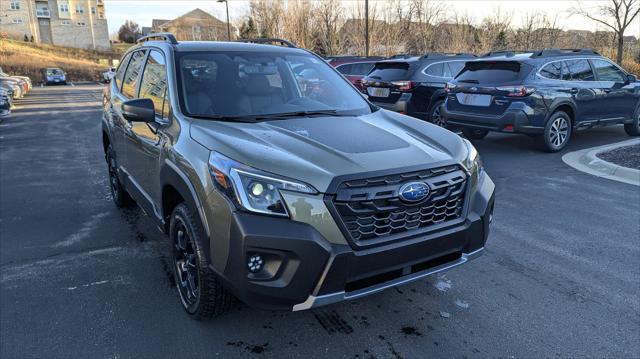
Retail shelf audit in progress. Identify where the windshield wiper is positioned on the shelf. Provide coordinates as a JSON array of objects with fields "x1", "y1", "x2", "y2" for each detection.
[
  {"x1": 188, "y1": 114, "x2": 259, "y2": 123},
  {"x1": 459, "y1": 79, "x2": 480, "y2": 84},
  {"x1": 253, "y1": 110, "x2": 341, "y2": 120}
]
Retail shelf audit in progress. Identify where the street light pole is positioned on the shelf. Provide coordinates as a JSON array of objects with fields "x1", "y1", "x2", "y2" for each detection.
[
  {"x1": 217, "y1": 0, "x2": 231, "y2": 41},
  {"x1": 364, "y1": 0, "x2": 369, "y2": 57}
]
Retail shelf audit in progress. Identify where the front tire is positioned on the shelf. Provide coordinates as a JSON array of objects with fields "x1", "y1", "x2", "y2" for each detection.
[
  {"x1": 624, "y1": 110, "x2": 640, "y2": 136},
  {"x1": 170, "y1": 203, "x2": 233, "y2": 320},
  {"x1": 537, "y1": 111, "x2": 572, "y2": 152},
  {"x1": 462, "y1": 128, "x2": 489, "y2": 140},
  {"x1": 106, "y1": 144, "x2": 134, "y2": 207}
]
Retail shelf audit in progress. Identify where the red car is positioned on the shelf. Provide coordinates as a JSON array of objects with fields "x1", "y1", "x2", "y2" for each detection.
[{"x1": 334, "y1": 61, "x2": 381, "y2": 91}]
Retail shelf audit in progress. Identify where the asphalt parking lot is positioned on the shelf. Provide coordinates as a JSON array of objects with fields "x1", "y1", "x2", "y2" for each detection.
[{"x1": 1, "y1": 84, "x2": 638, "y2": 358}]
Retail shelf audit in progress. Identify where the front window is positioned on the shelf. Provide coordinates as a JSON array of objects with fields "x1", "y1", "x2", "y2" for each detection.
[
  {"x1": 591, "y1": 59, "x2": 626, "y2": 82},
  {"x1": 176, "y1": 51, "x2": 371, "y2": 119}
]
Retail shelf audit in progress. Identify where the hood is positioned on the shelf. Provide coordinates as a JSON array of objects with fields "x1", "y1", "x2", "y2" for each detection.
[{"x1": 190, "y1": 110, "x2": 468, "y2": 192}]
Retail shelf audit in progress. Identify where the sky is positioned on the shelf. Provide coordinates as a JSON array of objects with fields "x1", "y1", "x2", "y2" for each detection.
[{"x1": 103, "y1": 0, "x2": 640, "y2": 38}]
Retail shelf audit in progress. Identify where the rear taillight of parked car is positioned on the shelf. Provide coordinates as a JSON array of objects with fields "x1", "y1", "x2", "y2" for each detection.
[
  {"x1": 391, "y1": 81, "x2": 414, "y2": 92},
  {"x1": 496, "y1": 85, "x2": 536, "y2": 97}
]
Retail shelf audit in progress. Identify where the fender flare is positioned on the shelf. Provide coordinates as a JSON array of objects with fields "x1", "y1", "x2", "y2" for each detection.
[
  {"x1": 546, "y1": 100, "x2": 577, "y2": 124},
  {"x1": 160, "y1": 160, "x2": 211, "y2": 240},
  {"x1": 427, "y1": 89, "x2": 448, "y2": 116}
]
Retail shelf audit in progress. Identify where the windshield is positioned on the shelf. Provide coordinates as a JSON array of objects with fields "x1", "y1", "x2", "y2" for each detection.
[
  {"x1": 47, "y1": 69, "x2": 63, "y2": 75},
  {"x1": 175, "y1": 51, "x2": 372, "y2": 119}
]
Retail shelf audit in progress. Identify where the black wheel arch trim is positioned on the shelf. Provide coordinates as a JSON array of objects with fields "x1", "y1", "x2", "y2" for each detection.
[
  {"x1": 160, "y1": 160, "x2": 211, "y2": 240},
  {"x1": 427, "y1": 89, "x2": 447, "y2": 112},
  {"x1": 546, "y1": 100, "x2": 577, "y2": 124}
]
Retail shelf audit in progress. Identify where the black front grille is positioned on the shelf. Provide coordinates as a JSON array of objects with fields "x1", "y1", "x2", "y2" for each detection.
[{"x1": 331, "y1": 166, "x2": 467, "y2": 247}]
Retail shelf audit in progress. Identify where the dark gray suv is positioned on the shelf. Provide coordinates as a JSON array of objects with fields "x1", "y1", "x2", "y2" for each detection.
[{"x1": 102, "y1": 34, "x2": 495, "y2": 319}]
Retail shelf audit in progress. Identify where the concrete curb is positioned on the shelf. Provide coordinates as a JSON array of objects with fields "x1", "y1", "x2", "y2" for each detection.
[{"x1": 562, "y1": 139, "x2": 640, "y2": 186}]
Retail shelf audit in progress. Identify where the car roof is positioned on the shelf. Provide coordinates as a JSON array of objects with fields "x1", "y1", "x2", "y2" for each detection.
[
  {"x1": 475, "y1": 50, "x2": 605, "y2": 65},
  {"x1": 137, "y1": 40, "x2": 311, "y2": 56}
]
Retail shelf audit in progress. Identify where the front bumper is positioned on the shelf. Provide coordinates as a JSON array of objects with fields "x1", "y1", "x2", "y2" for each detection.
[
  {"x1": 442, "y1": 104, "x2": 543, "y2": 134},
  {"x1": 218, "y1": 171, "x2": 495, "y2": 311}
]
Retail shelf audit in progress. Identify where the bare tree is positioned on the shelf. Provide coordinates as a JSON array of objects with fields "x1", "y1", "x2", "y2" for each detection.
[{"x1": 572, "y1": 0, "x2": 640, "y2": 64}]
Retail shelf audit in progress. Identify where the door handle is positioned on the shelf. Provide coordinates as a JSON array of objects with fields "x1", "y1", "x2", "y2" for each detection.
[{"x1": 603, "y1": 88, "x2": 612, "y2": 93}]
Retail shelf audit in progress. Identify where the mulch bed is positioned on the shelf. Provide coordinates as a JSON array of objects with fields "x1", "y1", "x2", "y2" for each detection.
[{"x1": 596, "y1": 144, "x2": 640, "y2": 170}]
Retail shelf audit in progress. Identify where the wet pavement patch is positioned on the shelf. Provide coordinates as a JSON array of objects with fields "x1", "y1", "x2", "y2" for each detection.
[
  {"x1": 313, "y1": 309, "x2": 354, "y2": 334},
  {"x1": 401, "y1": 326, "x2": 422, "y2": 336}
]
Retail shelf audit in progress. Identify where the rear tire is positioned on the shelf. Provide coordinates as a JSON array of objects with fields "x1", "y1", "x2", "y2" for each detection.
[
  {"x1": 462, "y1": 128, "x2": 489, "y2": 140},
  {"x1": 106, "y1": 144, "x2": 134, "y2": 208},
  {"x1": 624, "y1": 110, "x2": 640, "y2": 136},
  {"x1": 537, "y1": 111, "x2": 572, "y2": 152},
  {"x1": 429, "y1": 100, "x2": 447, "y2": 128},
  {"x1": 171, "y1": 203, "x2": 233, "y2": 320}
]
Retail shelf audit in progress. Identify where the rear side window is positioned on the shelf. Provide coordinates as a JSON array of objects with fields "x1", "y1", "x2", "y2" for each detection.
[
  {"x1": 564, "y1": 59, "x2": 595, "y2": 81},
  {"x1": 350, "y1": 62, "x2": 374, "y2": 76},
  {"x1": 114, "y1": 52, "x2": 132, "y2": 90},
  {"x1": 446, "y1": 61, "x2": 466, "y2": 78},
  {"x1": 424, "y1": 62, "x2": 444, "y2": 77},
  {"x1": 456, "y1": 61, "x2": 527, "y2": 83},
  {"x1": 121, "y1": 50, "x2": 147, "y2": 98},
  {"x1": 591, "y1": 59, "x2": 626, "y2": 82},
  {"x1": 539, "y1": 62, "x2": 562, "y2": 80},
  {"x1": 367, "y1": 62, "x2": 413, "y2": 80},
  {"x1": 138, "y1": 50, "x2": 168, "y2": 118},
  {"x1": 336, "y1": 64, "x2": 352, "y2": 75}
]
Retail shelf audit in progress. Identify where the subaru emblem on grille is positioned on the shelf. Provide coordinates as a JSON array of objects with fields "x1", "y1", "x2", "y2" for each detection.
[{"x1": 398, "y1": 182, "x2": 430, "y2": 203}]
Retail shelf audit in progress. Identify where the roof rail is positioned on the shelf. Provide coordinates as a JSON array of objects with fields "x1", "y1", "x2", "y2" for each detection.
[
  {"x1": 387, "y1": 54, "x2": 421, "y2": 59},
  {"x1": 481, "y1": 50, "x2": 534, "y2": 58},
  {"x1": 136, "y1": 33, "x2": 178, "y2": 45},
  {"x1": 530, "y1": 48, "x2": 600, "y2": 58},
  {"x1": 420, "y1": 52, "x2": 476, "y2": 59},
  {"x1": 235, "y1": 38, "x2": 297, "y2": 48}
]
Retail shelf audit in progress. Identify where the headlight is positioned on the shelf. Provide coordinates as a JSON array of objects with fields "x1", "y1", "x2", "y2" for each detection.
[
  {"x1": 208, "y1": 152, "x2": 316, "y2": 217},
  {"x1": 461, "y1": 139, "x2": 482, "y2": 174}
]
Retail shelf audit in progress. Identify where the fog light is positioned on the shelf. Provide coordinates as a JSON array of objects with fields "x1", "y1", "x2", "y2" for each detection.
[{"x1": 247, "y1": 254, "x2": 264, "y2": 273}]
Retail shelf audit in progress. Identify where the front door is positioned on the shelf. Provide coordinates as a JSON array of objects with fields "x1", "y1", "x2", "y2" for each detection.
[
  {"x1": 38, "y1": 19, "x2": 52, "y2": 44},
  {"x1": 122, "y1": 49, "x2": 169, "y2": 218},
  {"x1": 590, "y1": 58, "x2": 637, "y2": 121}
]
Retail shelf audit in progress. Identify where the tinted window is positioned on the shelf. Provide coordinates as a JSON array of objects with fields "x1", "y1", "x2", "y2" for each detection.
[
  {"x1": 122, "y1": 50, "x2": 147, "y2": 98},
  {"x1": 456, "y1": 61, "x2": 527, "y2": 83},
  {"x1": 115, "y1": 52, "x2": 132, "y2": 91},
  {"x1": 139, "y1": 50, "x2": 167, "y2": 117},
  {"x1": 540, "y1": 62, "x2": 562, "y2": 80},
  {"x1": 591, "y1": 59, "x2": 626, "y2": 82},
  {"x1": 565, "y1": 59, "x2": 595, "y2": 81},
  {"x1": 447, "y1": 61, "x2": 465, "y2": 78},
  {"x1": 176, "y1": 51, "x2": 371, "y2": 118},
  {"x1": 367, "y1": 62, "x2": 413, "y2": 80},
  {"x1": 424, "y1": 63, "x2": 444, "y2": 77},
  {"x1": 350, "y1": 62, "x2": 374, "y2": 76},
  {"x1": 336, "y1": 64, "x2": 352, "y2": 75}
]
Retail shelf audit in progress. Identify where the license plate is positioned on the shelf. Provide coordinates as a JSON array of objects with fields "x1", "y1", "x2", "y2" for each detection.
[
  {"x1": 54, "y1": 79, "x2": 60, "y2": 82},
  {"x1": 456, "y1": 93, "x2": 491, "y2": 107},
  {"x1": 367, "y1": 87, "x2": 390, "y2": 98}
]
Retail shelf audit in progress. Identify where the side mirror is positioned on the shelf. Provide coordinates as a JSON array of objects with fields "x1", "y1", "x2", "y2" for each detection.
[
  {"x1": 627, "y1": 74, "x2": 637, "y2": 83},
  {"x1": 122, "y1": 98, "x2": 155, "y2": 123}
]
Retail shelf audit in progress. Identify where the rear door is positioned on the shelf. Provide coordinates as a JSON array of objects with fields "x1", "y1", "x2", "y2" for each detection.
[
  {"x1": 563, "y1": 59, "x2": 600, "y2": 124},
  {"x1": 590, "y1": 58, "x2": 636, "y2": 121},
  {"x1": 448, "y1": 60, "x2": 532, "y2": 116}
]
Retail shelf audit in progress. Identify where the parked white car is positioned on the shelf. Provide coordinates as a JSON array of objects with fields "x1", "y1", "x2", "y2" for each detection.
[{"x1": 102, "y1": 67, "x2": 116, "y2": 83}]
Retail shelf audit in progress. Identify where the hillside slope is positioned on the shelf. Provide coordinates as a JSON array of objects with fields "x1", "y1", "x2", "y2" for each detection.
[{"x1": 0, "y1": 39, "x2": 121, "y2": 83}]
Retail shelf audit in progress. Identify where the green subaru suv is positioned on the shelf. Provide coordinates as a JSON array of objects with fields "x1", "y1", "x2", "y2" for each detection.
[{"x1": 101, "y1": 34, "x2": 495, "y2": 320}]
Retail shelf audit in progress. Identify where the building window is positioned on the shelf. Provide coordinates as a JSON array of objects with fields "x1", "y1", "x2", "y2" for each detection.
[
  {"x1": 98, "y1": 11, "x2": 104, "y2": 19},
  {"x1": 10, "y1": 1, "x2": 20, "y2": 10},
  {"x1": 75, "y1": 4, "x2": 83, "y2": 14},
  {"x1": 12, "y1": 18, "x2": 23, "y2": 24},
  {"x1": 59, "y1": 4, "x2": 69, "y2": 13},
  {"x1": 76, "y1": 21, "x2": 86, "y2": 26},
  {"x1": 61, "y1": 20, "x2": 70, "y2": 25},
  {"x1": 91, "y1": 7, "x2": 96, "y2": 14},
  {"x1": 192, "y1": 25, "x2": 201, "y2": 40}
]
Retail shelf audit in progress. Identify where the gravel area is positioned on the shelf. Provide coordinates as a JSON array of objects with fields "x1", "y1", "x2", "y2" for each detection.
[{"x1": 596, "y1": 144, "x2": 640, "y2": 170}]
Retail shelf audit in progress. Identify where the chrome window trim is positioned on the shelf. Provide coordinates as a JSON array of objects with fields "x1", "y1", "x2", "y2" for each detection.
[
  {"x1": 421, "y1": 60, "x2": 468, "y2": 79},
  {"x1": 536, "y1": 57, "x2": 627, "y2": 82}
]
